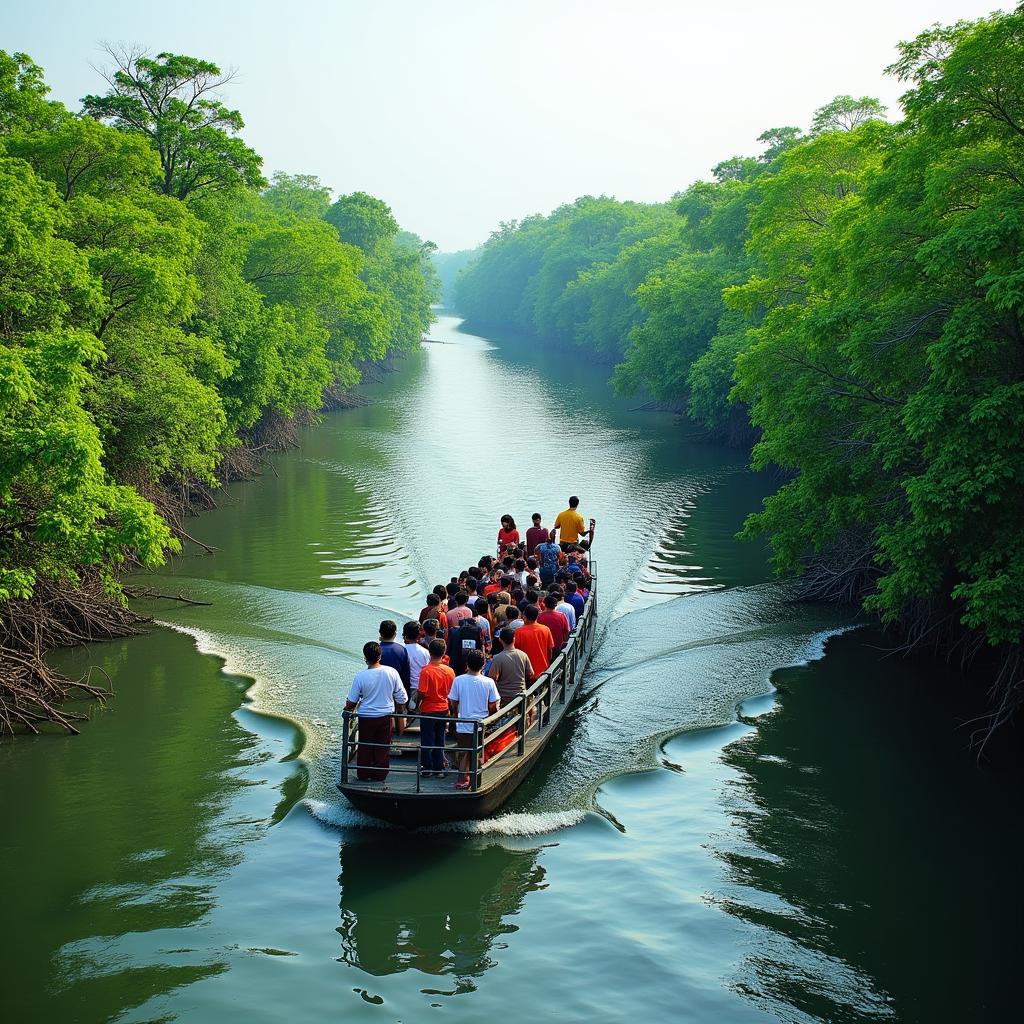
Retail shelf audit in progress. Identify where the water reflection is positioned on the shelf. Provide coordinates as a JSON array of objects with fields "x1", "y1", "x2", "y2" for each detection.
[
  {"x1": 706, "y1": 629, "x2": 1024, "y2": 1023},
  {"x1": 337, "y1": 836, "x2": 545, "y2": 985}
]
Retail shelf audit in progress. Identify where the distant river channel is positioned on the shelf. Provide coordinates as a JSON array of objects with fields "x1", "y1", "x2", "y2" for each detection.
[{"x1": 1, "y1": 313, "x2": 1021, "y2": 1022}]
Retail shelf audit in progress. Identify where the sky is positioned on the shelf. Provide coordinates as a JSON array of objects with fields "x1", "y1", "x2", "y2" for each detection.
[{"x1": 1, "y1": 0, "x2": 1013, "y2": 251}]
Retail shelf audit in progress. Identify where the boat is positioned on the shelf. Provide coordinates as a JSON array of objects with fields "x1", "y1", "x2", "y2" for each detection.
[{"x1": 337, "y1": 561, "x2": 598, "y2": 827}]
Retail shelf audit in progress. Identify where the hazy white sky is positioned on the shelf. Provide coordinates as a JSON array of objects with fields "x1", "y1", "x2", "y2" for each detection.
[{"x1": 1, "y1": 1, "x2": 1011, "y2": 250}]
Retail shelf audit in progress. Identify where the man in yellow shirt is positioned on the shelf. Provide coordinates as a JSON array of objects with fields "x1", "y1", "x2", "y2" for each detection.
[{"x1": 554, "y1": 495, "x2": 590, "y2": 550}]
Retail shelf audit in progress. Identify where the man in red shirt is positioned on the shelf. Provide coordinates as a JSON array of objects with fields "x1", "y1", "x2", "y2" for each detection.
[
  {"x1": 525, "y1": 513, "x2": 548, "y2": 557},
  {"x1": 513, "y1": 604, "x2": 554, "y2": 676},
  {"x1": 537, "y1": 593, "x2": 570, "y2": 653}
]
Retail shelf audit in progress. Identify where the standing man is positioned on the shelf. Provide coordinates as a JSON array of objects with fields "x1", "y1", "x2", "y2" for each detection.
[
  {"x1": 538, "y1": 593, "x2": 570, "y2": 654},
  {"x1": 378, "y1": 619, "x2": 411, "y2": 694},
  {"x1": 345, "y1": 641, "x2": 408, "y2": 782},
  {"x1": 402, "y1": 620, "x2": 430, "y2": 707},
  {"x1": 535, "y1": 531, "x2": 561, "y2": 588},
  {"x1": 525, "y1": 513, "x2": 548, "y2": 557},
  {"x1": 554, "y1": 495, "x2": 591, "y2": 551},
  {"x1": 513, "y1": 604, "x2": 555, "y2": 677},
  {"x1": 488, "y1": 626, "x2": 535, "y2": 707}
]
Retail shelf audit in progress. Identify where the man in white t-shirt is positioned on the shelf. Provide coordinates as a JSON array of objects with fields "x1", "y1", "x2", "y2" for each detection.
[
  {"x1": 402, "y1": 621, "x2": 431, "y2": 707},
  {"x1": 447, "y1": 648, "x2": 499, "y2": 791},
  {"x1": 344, "y1": 641, "x2": 408, "y2": 782}
]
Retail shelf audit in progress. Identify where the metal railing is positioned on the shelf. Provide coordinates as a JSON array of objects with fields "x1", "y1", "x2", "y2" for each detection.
[{"x1": 340, "y1": 567, "x2": 597, "y2": 794}]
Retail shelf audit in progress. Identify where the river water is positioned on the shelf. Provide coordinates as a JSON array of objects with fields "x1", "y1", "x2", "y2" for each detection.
[{"x1": 2, "y1": 314, "x2": 1021, "y2": 1023}]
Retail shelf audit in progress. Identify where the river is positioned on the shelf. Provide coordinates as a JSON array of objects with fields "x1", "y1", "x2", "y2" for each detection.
[{"x1": 1, "y1": 313, "x2": 1021, "y2": 1023}]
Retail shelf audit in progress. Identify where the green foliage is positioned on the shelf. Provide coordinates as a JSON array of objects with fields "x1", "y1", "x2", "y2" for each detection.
[
  {"x1": 734, "y1": 9, "x2": 1024, "y2": 666},
  {"x1": 82, "y1": 48, "x2": 265, "y2": 200},
  {"x1": 0, "y1": 49, "x2": 436, "y2": 608},
  {"x1": 0, "y1": 156, "x2": 174, "y2": 601}
]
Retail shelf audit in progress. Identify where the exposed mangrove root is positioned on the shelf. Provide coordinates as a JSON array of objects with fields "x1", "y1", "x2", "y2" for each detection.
[{"x1": 0, "y1": 574, "x2": 147, "y2": 736}]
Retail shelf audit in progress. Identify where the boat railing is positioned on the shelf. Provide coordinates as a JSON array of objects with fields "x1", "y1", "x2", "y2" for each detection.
[{"x1": 340, "y1": 564, "x2": 597, "y2": 795}]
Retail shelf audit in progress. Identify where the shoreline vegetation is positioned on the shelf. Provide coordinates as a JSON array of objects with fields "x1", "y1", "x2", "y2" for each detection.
[
  {"x1": 0, "y1": 47, "x2": 439, "y2": 734},
  {"x1": 448, "y1": 10, "x2": 1024, "y2": 742}
]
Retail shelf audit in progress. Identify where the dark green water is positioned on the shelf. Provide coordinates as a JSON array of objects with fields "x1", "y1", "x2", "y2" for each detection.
[{"x1": 2, "y1": 314, "x2": 1021, "y2": 1023}]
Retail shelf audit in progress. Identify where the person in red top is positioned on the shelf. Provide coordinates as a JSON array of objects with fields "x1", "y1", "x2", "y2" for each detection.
[
  {"x1": 497, "y1": 514, "x2": 520, "y2": 555},
  {"x1": 525, "y1": 513, "x2": 548, "y2": 557},
  {"x1": 417, "y1": 639, "x2": 455, "y2": 776},
  {"x1": 418, "y1": 593, "x2": 448, "y2": 631},
  {"x1": 537, "y1": 593, "x2": 570, "y2": 653},
  {"x1": 513, "y1": 603, "x2": 555, "y2": 676}
]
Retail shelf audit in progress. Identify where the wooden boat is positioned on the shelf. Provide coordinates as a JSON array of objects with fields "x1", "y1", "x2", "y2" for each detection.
[{"x1": 337, "y1": 566, "x2": 597, "y2": 827}]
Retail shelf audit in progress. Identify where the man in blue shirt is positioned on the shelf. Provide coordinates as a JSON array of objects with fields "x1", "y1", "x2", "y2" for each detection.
[
  {"x1": 564, "y1": 581, "x2": 585, "y2": 620},
  {"x1": 378, "y1": 619, "x2": 411, "y2": 692},
  {"x1": 535, "y1": 531, "x2": 561, "y2": 588}
]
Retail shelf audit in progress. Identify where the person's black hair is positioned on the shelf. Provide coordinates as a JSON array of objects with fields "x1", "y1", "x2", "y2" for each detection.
[
  {"x1": 524, "y1": 603, "x2": 540, "y2": 622},
  {"x1": 469, "y1": 566, "x2": 482, "y2": 580},
  {"x1": 544, "y1": 593, "x2": 558, "y2": 609},
  {"x1": 526, "y1": 587, "x2": 539, "y2": 603},
  {"x1": 465, "y1": 577, "x2": 478, "y2": 592},
  {"x1": 514, "y1": 558, "x2": 526, "y2": 571},
  {"x1": 527, "y1": 555, "x2": 537, "y2": 567},
  {"x1": 428, "y1": 638, "x2": 447, "y2": 658},
  {"x1": 379, "y1": 619, "x2": 397, "y2": 640},
  {"x1": 479, "y1": 555, "x2": 493, "y2": 569},
  {"x1": 569, "y1": 495, "x2": 579, "y2": 508},
  {"x1": 456, "y1": 591, "x2": 469, "y2": 606},
  {"x1": 446, "y1": 581, "x2": 459, "y2": 597},
  {"x1": 403, "y1": 621, "x2": 420, "y2": 641},
  {"x1": 433, "y1": 584, "x2": 447, "y2": 600},
  {"x1": 503, "y1": 514, "x2": 517, "y2": 531},
  {"x1": 363, "y1": 640, "x2": 381, "y2": 663},
  {"x1": 511, "y1": 586, "x2": 525, "y2": 601},
  {"x1": 423, "y1": 618, "x2": 440, "y2": 636},
  {"x1": 487, "y1": 593, "x2": 499, "y2": 607},
  {"x1": 532, "y1": 512, "x2": 541, "y2": 523},
  {"x1": 426, "y1": 592, "x2": 440, "y2": 606},
  {"x1": 466, "y1": 649, "x2": 485, "y2": 672},
  {"x1": 499, "y1": 626, "x2": 515, "y2": 646},
  {"x1": 502, "y1": 556, "x2": 514, "y2": 569},
  {"x1": 565, "y1": 580, "x2": 577, "y2": 594}
]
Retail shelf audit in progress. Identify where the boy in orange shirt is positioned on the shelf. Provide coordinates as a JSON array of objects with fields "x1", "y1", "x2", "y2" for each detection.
[{"x1": 417, "y1": 639, "x2": 455, "y2": 776}]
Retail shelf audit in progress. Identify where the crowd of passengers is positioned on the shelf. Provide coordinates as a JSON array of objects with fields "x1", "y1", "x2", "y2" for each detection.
[{"x1": 345, "y1": 497, "x2": 595, "y2": 791}]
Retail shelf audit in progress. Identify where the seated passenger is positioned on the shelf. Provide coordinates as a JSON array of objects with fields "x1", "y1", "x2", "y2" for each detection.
[
  {"x1": 448, "y1": 648, "x2": 499, "y2": 790},
  {"x1": 513, "y1": 604, "x2": 555, "y2": 676},
  {"x1": 417, "y1": 639, "x2": 455, "y2": 777},
  {"x1": 538, "y1": 593, "x2": 570, "y2": 653}
]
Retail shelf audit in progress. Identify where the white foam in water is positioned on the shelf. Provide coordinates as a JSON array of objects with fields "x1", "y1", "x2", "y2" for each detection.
[
  {"x1": 424, "y1": 809, "x2": 586, "y2": 836},
  {"x1": 305, "y1": 798, "x2": 586, "y2": 836}
]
